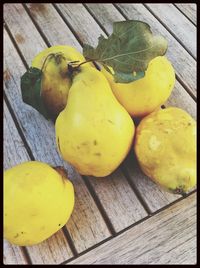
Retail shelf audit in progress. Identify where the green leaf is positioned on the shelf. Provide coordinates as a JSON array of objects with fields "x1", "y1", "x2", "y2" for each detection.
[
  {"x1": 21, "y1": 67, "x2": 49, "y2": 119},
  {"x1": 83, "y1": 20, "x2": 168, "y2": 83}
]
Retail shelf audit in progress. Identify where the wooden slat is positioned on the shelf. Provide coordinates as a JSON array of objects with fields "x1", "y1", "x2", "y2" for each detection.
[
  {"x1": 25, "y1": 230, "x2": 72, "y2": 264},
  {"x1": 25, "y1": 3, "x2": 82, "y2": 49},
  {"x1": 85, "y1": 3, "x2": 196, "y2": 119},
  {"x1": 55, "y1": 3, "x2": 104, "y2": 47},
  {"x1": 69, "y1": 193, "x2": 197, "y2": 264},
  {"x1": 88, "y1": 169, "x2": 147, "y2": 232},
  {"x1": 175, "y1": 3, "x2": 197, "y2": 25},
  {"x1": 62, "y1": 3, "x2": 196, "y2": 213},
  {"x1": 3, "y1": 102, "x2": 29, "y2": 264},
  {"x1": 145, "y1": 4, "x2": 196, "y2": 58},
  {"x1": 165, "y1": 81, "x2": 196, "y2": 120},
  {"x1": 4, "y1": 4, "x2": 111, "y2": 254},
  {"x1": 115, "y1": 3, "x2": 196, "y2": 98},
  {"x1": 25, "y1": 2, "x2": 148, "y2": 232}
]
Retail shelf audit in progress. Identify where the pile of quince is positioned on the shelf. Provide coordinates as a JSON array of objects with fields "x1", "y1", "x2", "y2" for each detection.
[{"x1": 4, "y1": 21, "x2": 196, "y2": 246}]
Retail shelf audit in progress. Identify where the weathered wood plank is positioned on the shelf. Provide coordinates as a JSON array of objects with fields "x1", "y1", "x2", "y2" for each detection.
[
  {"x1": 114, "y1": 3, "x2": 196, "y2": 98},
  {"x1": 88, "y1": 169, "x2": 147, "y2": 232},
  {"x1": 3, "y1": 4, "x2": 47, "y2": 66},
  {"x1": 57, "y1": 3, "x2": 196, "y2": 213},
  {"x1": 25, "y1": 3, "x2": 148, "y2": 232},
  {"x1": 25, "y1": 3, "x2": 82, "y2": 50},
  {"x1": 25, "y1": 230, "x2": 73, "y2": 264},
  {"x1": 4, "y1": 101, "x2": 73, "y2": 264},
  {"x1": 69, "y1": 193, "x2": 197, "y2": 264},
  {"x1": 3, "y1": 6, "x2": 111, "y2": 255},
  {"x1": 165, "y1": 80, "x2": 196, "y2": 120},
  {"x1": 145, "y1": 4, "x2": 196, "y2": 58},
  {"x1": 85, "y1": 3, "x2": 196, "y2": 119},
  {"x1": 55, "y1": 3, "x2": 104, "y2": 47},
  {"x1": 175, "y1": 3, "x2": 196, "y2": 25},
  {"x1": 3, "y1": 102, "x2": 29, "y2": 264},
  {"x1": 3, "y1": 240, "x2": 28, "y2": 265}
]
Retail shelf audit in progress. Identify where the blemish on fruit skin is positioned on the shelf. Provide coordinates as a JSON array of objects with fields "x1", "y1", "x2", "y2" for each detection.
[
  {"x1": 93, "y1": 140, "x2": 98, "y2": 145},
  {"x1": 94, "y1": 152, "x2": 101, "y2": 156},
  {"x1": 108, "y1": 119, "x2": 114, "y2": 125},
  {"x1": 14, "y1": 233, "x2": 19, "y2": 238},
  {"x1": 163, "y1": 128, "x2": 172, "y2": 134},
  {"x1": 57, "y1": 137, "x2": 61, "y2": 152},
  {"x1": 149, "y1": 135, "x2": 161, "y2": 150},
  {"x1": 81, "y1": 142, "x2": 88, "y2": 146}
]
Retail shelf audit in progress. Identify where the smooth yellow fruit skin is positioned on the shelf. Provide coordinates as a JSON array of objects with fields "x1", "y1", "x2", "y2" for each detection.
[
  {"x1": 101, "y1": 56, "x2": 175, "y2": 118},
  {"x1": 134, "y1": 107, "x2": 196, "y2": 194},
  {"x1": 56, "y1": 67, "x2": 135, "y2": 177},
  {"x1": 4, "y1": 161, "x2": 74, "y2": 246},
  {"x1": 32, "y1": 45, "x2": 91, "y2": 119}
]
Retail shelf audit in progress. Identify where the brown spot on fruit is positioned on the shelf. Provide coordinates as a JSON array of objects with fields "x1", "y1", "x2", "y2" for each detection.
[
  {"x1": 81, "y1": 142, "x2": 88, "y2": 146},
  {"x1": 15, "y1": 34, "x2": 25, "y2": 44},
  {"x1": 93, "y1": 140, "x2": 98, "y2": 145},
  {"x1": 108, "y1": 119, "x2": 114, "y2": 124},
  {"x1": 94, "y1": 152, "x2": 101, "y2": 157},
  {"x1": 57, "y1": 137, "x2": 61, "y2": 152}
]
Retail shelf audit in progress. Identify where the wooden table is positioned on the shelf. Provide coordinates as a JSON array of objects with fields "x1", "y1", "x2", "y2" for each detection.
[{"x1": 3, "y1": 3, "x2": 197, "y2": 265}]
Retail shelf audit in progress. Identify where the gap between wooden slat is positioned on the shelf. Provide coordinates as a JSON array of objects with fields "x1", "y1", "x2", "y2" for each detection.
[
  {"x1": 82, "y1": 176, "x2": 116, "y2": 235},
  {"x1": 4, "y1": 23, "x2": 28, "y2": 69},
  {"x1": 53, "y1": 3, "x2": 84, "y2": 47},
  {"x1": 143, "y1": 4, "x2": 196, "y2": 60},
  {"x1": 4, "y1": 94, "x2": 35, "y2": 161},
  {"x1": 120, "y1": 164, "x2": 152, "y2": 215},
  {"x1": 83, "y1": 3, "x2": 110, "y2": 35},
  {"x1": 61, "y1": 190, "x2": 196, "y2": 264},
  {"x1": 21, "y1": 247, "x2": 32, "y2": 264},
  {"x1": 173, "y1": 4, "x2": 196, "y2": 27},
  {"x1": 23, "y1": 4, "x2": 51, "y2": 47},
  {"x1": 113, "y1": 3, "x2": 196, "y2": 101},
  {"x1": 175, "y1": 74, "x2": 196, "y2": 102}
]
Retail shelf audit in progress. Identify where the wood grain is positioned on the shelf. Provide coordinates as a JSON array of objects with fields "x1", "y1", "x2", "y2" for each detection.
[
  {"x1": 3, "y1": 10, "x2": 111, "y2": 256},
  {"x1": 175, "y1": 3, "x2": 197, "y2": 25},
  {"x1": 3, "y1": 102, "x2": 29, "y2": 264},
  {"x1": 25, "y1": 3, "x2": 82, "y2": 50},
  {"x1": 69, "y1": 193, "x2": 197, "y2": 264},
  {"x1": 88, "y1": 169, "x2": 147, "y2": 232},
  {"x1": 55, "y1": 3, "x2": 105, "y2": 46},
  {"x1": 25, "y1": 3, "x2": 149, "y2": 232},
  {"x1": 145, "y1": 4, "x2": 196, "y2": 58},
  {"x1": 115, "y1": 3, "x2": 196, "y2": 98}
]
